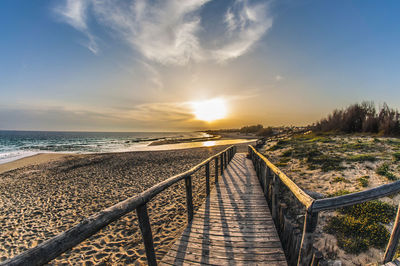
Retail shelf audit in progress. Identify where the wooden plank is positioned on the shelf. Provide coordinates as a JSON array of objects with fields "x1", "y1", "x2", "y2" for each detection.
[
  {"x1": 189, "y1": 220, "x2": 274, "y2": 229},
  {"x1": 168, "y1": 245, "x2": 286, "y2": 260},
  {"x1": 172, "y1": 237, "x2": 283, "y2": 249},
  {"x1": 188, "y1": 224, "x2": 279, "y2": 233},
  {"x1": 181, "y1": 228, "x2": 280, "y2": 238},
  {"x1": 313, "y1": 179, "x2": 400, "y2": 212},
  {"x1": 161, "y1": 254, "x2": 285, "y2": 266},
  {"x1": 169, "y1": 241, "x2": 284, "y2": 255},
  {"x1": 161, "y1": 153, "x2": 287, "y2": 265},
  {"x1": 163, "y1": 249, "x2": 286, "y2": 262}
]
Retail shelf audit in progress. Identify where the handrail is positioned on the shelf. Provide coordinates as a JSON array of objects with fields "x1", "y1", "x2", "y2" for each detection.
[
  {"x1": 313, "y1": 179, "x2": 400, "y2": 212},
  {"x1": 1, "y1": 145, "x2": 237, "y2": 266},
  {"x1": 248, "y1": 145, "x2": 314, "y2": 209}
]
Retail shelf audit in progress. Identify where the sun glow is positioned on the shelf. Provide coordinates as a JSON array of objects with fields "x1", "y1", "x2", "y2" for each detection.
[{"x1": 191, "y1": 98, "x2": 228, "y2": 122}]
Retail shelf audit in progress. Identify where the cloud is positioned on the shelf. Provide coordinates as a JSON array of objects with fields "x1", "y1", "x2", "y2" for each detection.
[
  {"x1": 0, "y1": 101, "x2": 195, "y2": 131},
  {"x1": 212, "y1": 0, "x2": 273, "y2": 62},
  {"x1": 275, "y1": 75, "x2": 283, "y2": 81},
  {"x1": 54, "y1": 0, "x2": 273, "y2": 64},
  {"x1": 54, "y1": 0, "x2": 99, "y2": 54}
]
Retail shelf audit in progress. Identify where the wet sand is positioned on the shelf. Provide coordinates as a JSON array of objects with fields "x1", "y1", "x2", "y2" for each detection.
[{"x1": 0, "y1": 143, "x2": 252, "y2": 265}]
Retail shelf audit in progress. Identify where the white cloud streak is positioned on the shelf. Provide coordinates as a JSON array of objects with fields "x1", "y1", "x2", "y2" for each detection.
[
  {"x1": 55, "y1": 0, "x2": 272, "y2": 64},
  {"x1": 213, "y1": 0, "x2": 273, "y2": 62},
  {"x1": 55, "y1": 0, "x2": 99, "y2": 54}
]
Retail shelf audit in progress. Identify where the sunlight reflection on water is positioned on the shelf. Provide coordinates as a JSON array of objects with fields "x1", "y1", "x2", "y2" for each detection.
[{"x1": 202, "y1": 141, "x2": 216, "y2": 147}]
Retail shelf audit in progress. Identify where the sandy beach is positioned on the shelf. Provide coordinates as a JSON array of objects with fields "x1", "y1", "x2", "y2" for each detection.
[{"x1": 0, "y1": 143, "x2": 252, "y2": 265}]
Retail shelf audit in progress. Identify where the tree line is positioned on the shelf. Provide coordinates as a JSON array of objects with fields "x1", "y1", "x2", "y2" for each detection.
[{"x1": 313, "y1": 102, "x2": 400, "y2": 135}]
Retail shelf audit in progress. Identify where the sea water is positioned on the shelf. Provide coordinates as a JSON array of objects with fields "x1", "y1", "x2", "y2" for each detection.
[{"x1": 0, "y1": 130, "x2": 209, "y2": 164}]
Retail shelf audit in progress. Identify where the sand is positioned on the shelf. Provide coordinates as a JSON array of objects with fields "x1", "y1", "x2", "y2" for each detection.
[
  {"x1": 0, "y1": 143, "x2": 252, "y2": 265},
  {"x1": 0, "y1": 153, "x2": 71, "y2": 174}
]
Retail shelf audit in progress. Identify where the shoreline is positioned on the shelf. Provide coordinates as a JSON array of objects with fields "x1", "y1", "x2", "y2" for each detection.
[{"x1": 0, "y1": 137, "x2": 255, "y2": 172}]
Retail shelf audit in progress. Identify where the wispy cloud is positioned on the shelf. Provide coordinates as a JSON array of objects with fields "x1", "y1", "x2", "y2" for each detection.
[
  {"x1": 54, "y1": 0, "x2": 99, "y2": 54},
  {"x1": 213, "y1": 0, "x2": 273, "y2": 62},
  {"x1": 54, "y1": 0, "x2": 272, "y2": 64}
]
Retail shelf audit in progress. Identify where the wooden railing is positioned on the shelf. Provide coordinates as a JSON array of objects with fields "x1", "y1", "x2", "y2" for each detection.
[
  {"x1": 248, "y1": 145, "x2": 400, "y2": 266},
  {"x1": 1, "y1": 146, "x2": 237, "y2": 266}
]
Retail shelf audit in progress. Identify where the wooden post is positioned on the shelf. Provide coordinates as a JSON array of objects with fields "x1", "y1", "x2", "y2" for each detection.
[
  {"x1": 384, "y1": 202, "x2": 400, "y2": 263},
  {"x1": 185, "y1": 175, "x2": 194, "y2": 221},
  {"x1": 290, "y1": 228, "x2": 302, "y2": 266},
  {"x1": 205, "y1": 162, "x2": 210, "y2": 195},
  {"x1": 220, "y1": 154, "x2": 224, "y2": 175},
  {"x1": 271, "y1": 174, "x2": 279, "y2": 221},
  {"x1": 261, "y1": 163, "x2": 266, "y2": 193},
  {"x1": 311, "y1": 250, "x2": 323, "y2": 266},
  {"x1": 266, "y1": 167, "x2": 272, "y2": 199},
  {"x1": 298, "y1": 210, "x2": 319, "y2": 266},
  {"x1": 136, "y1": 204, "x2": 157, "y2": 266},
  {"x1": 224, "y1": 151, "x2": 227, "y2": 166},
  {"x1": 215, "y1": 157, "x2": 219, "y2": 183}
]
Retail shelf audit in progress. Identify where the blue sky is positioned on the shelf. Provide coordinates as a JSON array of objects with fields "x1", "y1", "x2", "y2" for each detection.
[{"x1": 1, "y1": 0, "x2": 400, "y2": 131}]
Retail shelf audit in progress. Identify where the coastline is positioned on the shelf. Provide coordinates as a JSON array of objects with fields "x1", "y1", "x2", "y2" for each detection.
[
  {"x1": 0, "y1": 136, "x2": 255, "y2": 172},
  {"x1": 0, "y1": 142, "x2": 254, "y2": 264},
  {"x1": 0, "y1": 153, "x2": 73, "y2": 174}
]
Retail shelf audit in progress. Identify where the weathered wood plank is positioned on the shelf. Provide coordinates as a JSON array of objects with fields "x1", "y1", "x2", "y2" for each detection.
[
  {"x1": 161, "y1": 254, "x2": 285, "y2": 266},
  {"x1": 172, "y1": 237, "x2": 283, "y2": 249},
  {"x1": 168, "y1": 245, "x2": 286, "y2": 260},
  {"x1": 313, "y1": 179, "x2": 400, "y2": 212}
]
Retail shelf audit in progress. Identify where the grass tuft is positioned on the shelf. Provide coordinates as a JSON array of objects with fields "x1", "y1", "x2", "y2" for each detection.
[
  {"x1": 357, "y1": 176, "x2": 369, "y2": 187},
  {"x1": 332, "y1": 176, "x2": 349, "y2": 183},
  {"x1": 376, "y1": 163, "x2": 397, "y2": 180},
  {"x1": 346, "y1": 154, "x2": 376, "y2": 162}
]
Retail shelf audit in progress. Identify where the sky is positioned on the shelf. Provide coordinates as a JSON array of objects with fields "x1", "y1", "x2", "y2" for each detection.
[{"x1": 1, "y1": 0, "x2": 400, "y2": 132}]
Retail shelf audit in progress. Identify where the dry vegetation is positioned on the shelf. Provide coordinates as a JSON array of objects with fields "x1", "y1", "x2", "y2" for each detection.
[{"x1": 261, "y1": 132, "x2": 400, "y2": 265}]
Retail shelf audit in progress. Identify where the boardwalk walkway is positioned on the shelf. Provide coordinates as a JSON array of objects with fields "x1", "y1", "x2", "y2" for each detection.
[{"x1": 161, "y1": 153, "x2": 287, "y2": 265}]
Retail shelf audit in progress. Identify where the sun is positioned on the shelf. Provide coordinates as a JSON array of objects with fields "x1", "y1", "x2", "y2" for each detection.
[{"x1": 191, "y1": 98, "x2": 228, "y2": 122}]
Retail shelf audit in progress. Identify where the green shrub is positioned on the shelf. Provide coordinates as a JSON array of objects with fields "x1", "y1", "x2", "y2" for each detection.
[
  {"x1": 357, "y1": 176, "x2": 369, "y2": 187},
  {"x1": 325, "y1": 200, "x2": 395, "y2": 254},
  {"x1": 333, "y1": 176, "x2": 348, "y2": 183},
  {"x1": 347, "y1": 154, "x2": 376, "y2": 162},
  {"x1": 376, "y1": 163, "x2": 397, "y2": 180},
  {"x1": 269, "y1": 140, "x2": 288, "y2": 151},
  {"x1": 257, "y1": 127, "x2": 274, "y2": 137},
  {"x1": 339, "y1": 200, "x2": 396, "y2": 224},
  {"x1": 307, "y1": 136, "x2": 333, "y2": 143},
  {"x1": 328, "y1": 190, "x2": 351, "y2": 197},
  {"x1": 307, "y1": 154, "x2": 344, "y2": 172},
  {"x1": 281, "y1": 149, "x2": 293, "y2": 157},
  {"x1": 393, "y1": 152, "x2": 400, "y2": 161}
]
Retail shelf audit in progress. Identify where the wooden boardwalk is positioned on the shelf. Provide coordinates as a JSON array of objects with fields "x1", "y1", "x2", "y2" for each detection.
[{"x1": 161, "y1": 153, "x2": 287, "y2": 265}]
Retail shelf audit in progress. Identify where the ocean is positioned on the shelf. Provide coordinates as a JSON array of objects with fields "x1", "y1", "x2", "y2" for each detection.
[{"x1": 0, "y1": 130, "x2": 210, "y2": 164}]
